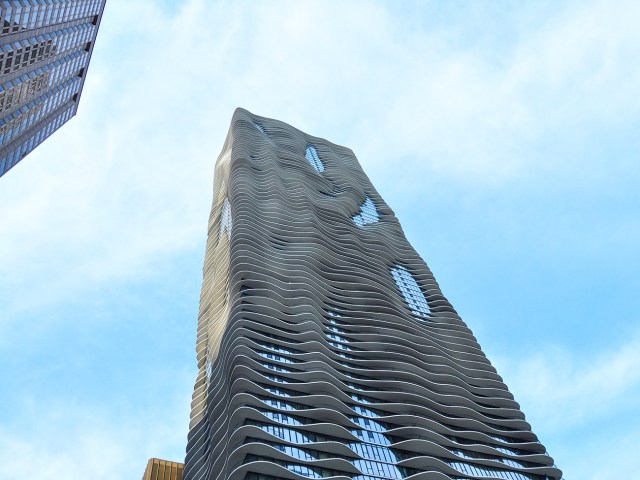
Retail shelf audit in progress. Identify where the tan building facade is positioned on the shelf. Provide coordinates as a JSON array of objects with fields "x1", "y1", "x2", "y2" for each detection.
[{"x1": 142, "y1": 458, "x2": 184, "y2": 480}]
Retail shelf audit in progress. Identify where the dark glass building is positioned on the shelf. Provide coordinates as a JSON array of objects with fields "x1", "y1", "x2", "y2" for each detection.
[
  {"x1": 0, "y1": 0, "x2": 106, "y2": 178},
  {"x1": 184, "y1": 108, "x2": 563, "y2": 480}
]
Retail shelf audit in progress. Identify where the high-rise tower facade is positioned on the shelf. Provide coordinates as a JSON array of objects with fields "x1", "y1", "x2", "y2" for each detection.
[
  {"x1": 185, "y1": 108, "x2": 562, "y2": 480},
  {"x1": 0, "y1": 0, "x2": 106, "y2": 178}
]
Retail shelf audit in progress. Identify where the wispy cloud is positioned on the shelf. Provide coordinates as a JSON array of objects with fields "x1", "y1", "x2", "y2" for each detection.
[
  {"x1": 492, "y1": 332, "x2": 640, "y2": 479},
  {"x1": 557, "y1": 428, "x2": 640, "y2": 480},
  {"x1": 0, "y1": 372, "x2": 192, "y2": 480},
  {"x1": 496, "y1": 332, "x2": 640, "y2": 431}
]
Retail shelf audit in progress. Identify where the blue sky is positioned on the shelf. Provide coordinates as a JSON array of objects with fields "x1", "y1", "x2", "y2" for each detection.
[{"x1": 1, "y1": 0, "x2": 639, "y2": 478}]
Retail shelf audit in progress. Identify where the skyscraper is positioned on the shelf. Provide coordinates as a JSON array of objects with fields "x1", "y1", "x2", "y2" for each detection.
[
  {"x1": 185, "y1": 108, "x2": 562, "y2": 480},
  {"x1": 0, "y1": 0, "x2": 106, "y2": 178}
]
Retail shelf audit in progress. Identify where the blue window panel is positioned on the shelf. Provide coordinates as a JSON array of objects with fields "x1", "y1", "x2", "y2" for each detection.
[
  {"x1": 353, "y1": 459, "x2": 405, "y2": 479},
  {"x1": 349, "y1": 416, "x2": 388, "y2": 432},
  {"x1": 350, "y1": 404, "x2": 384, "y2": 418},
  {"x1": 262, "y1": 372, "x2": 301, "y2": 383},
  {"x1": 249, "y1": 435, "x2": 409, "y2": 479},
  {"x1": 487, "y1": 433, "x2": 521, "y2": 444},
  {"x1": 304, "y1": 145, "x2": 324, "y2": 172},
  {"x1": 345, "y1": 381, "x2": 367, "y2": 391},
  {"x1": 348, "y1": 442, "x2": 401, "y2": 463},
  {"x1": 353, "y1": 197, "x2": 380, "y2": 226},
  {"x1": 258, "y1": 409, "x2": 305, "y2": 426},
  {"x1": 448, "y1": 461, "x2": 539, "y2": 480},
  {"x1": 350, "y1": 428, "x2": 392, "y2": 446},
  {"x1": 353, "y1": 476, "x2": 395, "y2": 480},
  {"x1": 390, "y1": 265, "x2": 430, "y2": 318},
  {"x1": 273, "y1": 443, "x2": 317, "y2": 461},
  {"x1": 325, "y1": 333, "x2": 351, "y2": 343},
  {"x1": 219, "y1": 197, "x2": 232, "y2": 239},
  {"x1": 257, "y1": 396, "x2": 305, "y2": 412},
  {"x1": 496, "y1": 445, "x2": 525, "y2": 456},
  {"x1": 253, "y1": 340, "x2": 301, "y2": 355},
  {"x1": 258, "y1": 361, "x2": 295, "y2": 373},
  {"x1": 254, "y1": 422, "x2": 315, "y2": 444},
  {"x1": 329, "y1": 341, "x2": 354, "y2": 351},
  {"x1": 285, "y1": 463, "x2": 323, "y2": 479},
  {"x1": 255, "y1": 350, "x2": 298, "y2": 364},
  {"x1": 326, "y1": 325, "x2": 350, "y2": 334},
  {"x1": 451, "y1": 448, "x2": 531, "y2": 469},
  {"x1": 260, "y1": 384, "x2": 297, "y2": 397}
]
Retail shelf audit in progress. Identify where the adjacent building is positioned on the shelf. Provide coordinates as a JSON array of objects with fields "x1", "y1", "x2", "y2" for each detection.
[
  {"x1": 0, "y1": 0, "x2": 106, "y2": 178},
  {"x1": 184, "y1": 108, "x2": 563, "y2": 480},
  {"x1": 142, "y1": 458, "x2": 184, "y2": 480}
]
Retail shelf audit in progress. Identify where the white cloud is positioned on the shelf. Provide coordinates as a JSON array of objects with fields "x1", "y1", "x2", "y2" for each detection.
[
  {"x1": 496, "y1": 333, "x2": 640, "y2": 432},
  {"x1": 490, "y1": 332, "x2": 640, "y2": 478},
  {"x1": 556, "y1": 428, "x2": 640, "y2": 480},
  {"x1": 0, "y1": 377, "x2": 191, "y2": 480}
]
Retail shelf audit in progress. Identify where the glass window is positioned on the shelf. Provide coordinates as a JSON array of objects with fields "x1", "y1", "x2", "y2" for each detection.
[
  {"x1": 258, "y1": 360, "x2": 295, "y2": 373},
  {"x1": 448, "y1": 461, "x2": 538, "y2": 480},
  {"x1": 255, "y1": 350, "x2": 299, "y2": 364},
  {"x1": 350, "y1": 429, "x2": 392, "y2": 446},
  {"x1": 219, "y1": 197, "x2": 232, "y2": 239},
  {"x1": 353, "y1": 197, "x2": 380, "y2": 226},
  {"x1": 252, "y1": 340, "x2": 302, "y2": 356},
  {"x1": 349, "y1": 416, "x2": 389, "y2": 432},
  {"x1": 304, "y1": 145, "x2": 324, "y2": 172},
  {"x1": 257, "y1": 395, "x2": 307, "y2": 412},
  {"x1": 258, "y1": 409, "x2": 305, "y2": 427},
  {"x1": 390, "y1": 265, "x2": 430, "y2": 318}
]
